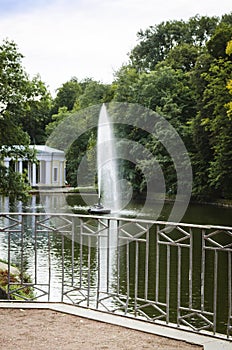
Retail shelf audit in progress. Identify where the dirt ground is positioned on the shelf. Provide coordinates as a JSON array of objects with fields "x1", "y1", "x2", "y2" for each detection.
[{"x1": 0, "y1": 308, "x2": 203, "y2": 350}]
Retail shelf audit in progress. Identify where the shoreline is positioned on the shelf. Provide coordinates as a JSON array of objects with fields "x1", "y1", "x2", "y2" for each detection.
[{"x1": 29, "y1": 187, "x2": 232, "y2": 208}]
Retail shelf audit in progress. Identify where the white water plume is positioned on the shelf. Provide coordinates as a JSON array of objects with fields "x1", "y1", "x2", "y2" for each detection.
[{"x1": 97, "y1": 104, "x2": 121, "y2": 211}]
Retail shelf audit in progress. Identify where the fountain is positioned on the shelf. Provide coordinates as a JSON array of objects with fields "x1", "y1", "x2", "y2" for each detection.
[
  {"x1": 88, "y1": 104, "x2": 120, "y2": 214},
  {"x1": 88, "y1": 196, "x2": 111, "y2": 214}
]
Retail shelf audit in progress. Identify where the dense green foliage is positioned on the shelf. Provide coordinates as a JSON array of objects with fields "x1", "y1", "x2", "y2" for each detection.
[
  {"x1": 0, "y1": 40, "x2": 52, "y2": 200},
  {"x1": 1, "y1": 12, "x2": 232, "y2": 201}
]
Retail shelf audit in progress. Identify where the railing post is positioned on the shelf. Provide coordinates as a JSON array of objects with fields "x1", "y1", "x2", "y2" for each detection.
[
  {"x1": 155, "y1": 224, "x2": 159, "y2": 303},
  {"x1": 189, "y1": 228, "x2": 193, "y2": 310},
  {"x1": 61, "y1": 222, "x2": 65, "y2": 303},
  {"x1": 134, "y1": 239, "x2": 139, "y2": 317},
  {"x1": 213, "y1": 249, "x2": 218, "y2": 335},
  {"x1": 166, "y1": 244, "x2": 170, "y2": 324},
  {"x1": 201, "y1": 229, "x2": 206, "y2": 312},
  {"x1": 228, "y1": 251, "x2": 232, "y2": 338},
  {"x1": 177, "y1": 244, "x2": 181, "y2": 327}
]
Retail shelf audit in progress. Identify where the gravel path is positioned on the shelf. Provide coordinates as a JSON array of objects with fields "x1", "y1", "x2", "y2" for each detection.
[{"x1": 0, "y1": 308, "x2": 203, "y2": 350}]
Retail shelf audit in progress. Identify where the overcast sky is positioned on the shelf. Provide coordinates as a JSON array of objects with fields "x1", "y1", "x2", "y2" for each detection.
[{"x1": 0, "y1": 0, "x2": 231, "y2": 95}]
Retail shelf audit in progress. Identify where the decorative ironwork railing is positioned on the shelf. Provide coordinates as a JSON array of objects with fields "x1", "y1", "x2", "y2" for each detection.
[{"x1": 0, "y1": 212, "x2": 231, "y2": 340}]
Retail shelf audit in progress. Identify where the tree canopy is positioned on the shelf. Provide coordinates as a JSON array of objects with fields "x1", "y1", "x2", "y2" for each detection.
[
  {"x1": 0, "y1": 39, "x2": 52, "y2": 200},
  {"x1": 1, "y1": 12, "x2": 232, "y2": 202}
]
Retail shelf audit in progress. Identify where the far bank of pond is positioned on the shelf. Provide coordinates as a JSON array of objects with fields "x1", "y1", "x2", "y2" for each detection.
[{"x1": 1, "y1": 191, "x2": 232, "y2": 227}]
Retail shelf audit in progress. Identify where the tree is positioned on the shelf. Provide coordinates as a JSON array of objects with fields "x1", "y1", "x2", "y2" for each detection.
[
  {"x1": 46, "y1": 106, "x2": 71, "y2": 137},
  {"x1": 50, "y1": 78, "x2": 82, "y2": 115},
  {"x1": 114, "y1": 64, "x2": 196, "y2": 129},
  {"x1": 190, "y1": 25, "x2": 232, "y2": 198},
  {"x1": 0, "y1": 39, "x2": 52, "y2": 145},
  {"x1": 75, "y1": 79, "x2": 113, "y2": 110},
  {"x1": 112, "y1": 63, "x2": 196, "y2": 194},
  {"x1": 0, "y1": 39, "x2": 50, "y2": 199},
  {"x1": 115, "y1": 13, "x2": 232, "y2": 199},
  {"x1": 0, "y1": 40, "x2": 31, "y2": 145},
  {"x1": 207, "y1": 23, "x2": 232, "y2": 59},
  {"x1": 162, "y1": 43, "x2": 199, "y2": 72},
  {"x1": 46, "y1": 79, "x2": 114, "y2": 186},
  {"x1": 19, "y1": 76, "x2": 52, "y2": 144},
  {"x1": 129, "y1": 15, "x2": 219, "y2": 71},
  {"x1": 204, "y1": 59, "x2": 232, "y2": 197},
  {"x1": 0, "y1": 145, "x2": 37, "y2": 201},
  {"x1": 226, "y1": 39, "x2": 232, "y2": 56}
]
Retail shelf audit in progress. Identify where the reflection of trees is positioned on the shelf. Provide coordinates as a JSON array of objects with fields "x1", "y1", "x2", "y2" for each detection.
[
  {"x1": 0, "y1": 211, "x2": 98, "y2": 300},
  {"x1": 115, "y1": 233, "x2": 158, "y2": 313},
  {"x1": 114, "y1": 225, "x2": 229, "y2": 334},
  {"x1": 49, "y1": 230, "x2": 98, "y2": 289}
]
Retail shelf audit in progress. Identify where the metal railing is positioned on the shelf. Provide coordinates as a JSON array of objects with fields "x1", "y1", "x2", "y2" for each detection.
[{"x1": 0, "y1": 212, "x2": 231, "y2": 340}]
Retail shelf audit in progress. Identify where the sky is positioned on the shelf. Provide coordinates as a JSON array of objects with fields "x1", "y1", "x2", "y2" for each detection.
[{"x1": 0, "y1": 0, "x2": 231, "y2": 96}]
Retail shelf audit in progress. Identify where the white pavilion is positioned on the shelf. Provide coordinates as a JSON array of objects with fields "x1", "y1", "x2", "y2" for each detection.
[{"x1": 3, "y1": 145, "x2": 66, "y2": 188}]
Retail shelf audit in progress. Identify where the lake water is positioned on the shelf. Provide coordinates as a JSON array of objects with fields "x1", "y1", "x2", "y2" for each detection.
[
  {"x1": 1, "y1": 192, "x2": 232, "y2": 226},
  {"x1": 65, "y1": 192, "x2": 232, "y2": 226},
  {"x1": 0, "y1": 193, "x2": 231, "y2": 336}
]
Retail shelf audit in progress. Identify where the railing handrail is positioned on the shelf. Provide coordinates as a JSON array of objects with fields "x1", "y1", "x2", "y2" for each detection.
[{"x1": 1, "y1": 211, "x2": 232, "y2": 230}]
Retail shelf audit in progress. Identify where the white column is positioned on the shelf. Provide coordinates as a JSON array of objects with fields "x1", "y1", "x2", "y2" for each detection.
[
  {"x1": 27, "y1": 163, "x2": 30, "y2": 174},
  {"x1": 18, "y1": 160, "x2": 23, "y2": 174},
  {"x1": 45, "y1": 161, "x2": 51, "y2": 186},
  {"x1": 28, "y1": 163, "x2": 31, "y2": 184},
  {"x1": 4, "y1": 158, "x2": 10, "y2": 168},
  {"x1": 32, "y1": 163, "x2": 37, "y2": 186},
  {"x1": 31, "y1": 195, "x2": 36, "y2": 212},
  {"x1": 60, "y1": 161, "x2": 63, "y2": 186},
  {"x1": 2, "y1": 196, "x2": 9, "y2": 211}
]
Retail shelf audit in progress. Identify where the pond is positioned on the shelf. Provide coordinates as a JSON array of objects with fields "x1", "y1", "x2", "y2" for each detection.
[
  {"x1": 0, "y1": 193, "x2": 231, "y2": 336},
  {"x1": 1, "y1": 192, "x2": 232, "y2": 225}
]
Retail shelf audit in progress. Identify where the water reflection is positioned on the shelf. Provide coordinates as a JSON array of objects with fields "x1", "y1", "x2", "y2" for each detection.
[
  {"x1": 0, "y1": 193, "x2": 231, "y2": 336},
  {"x1": 66, "y1": 193, "x2": 232, "y2": 226}
]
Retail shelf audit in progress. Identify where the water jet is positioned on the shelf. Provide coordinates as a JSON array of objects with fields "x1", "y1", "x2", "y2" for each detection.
[{"x1": 88, "y1": 104, "x2": 120, "y2": 214}]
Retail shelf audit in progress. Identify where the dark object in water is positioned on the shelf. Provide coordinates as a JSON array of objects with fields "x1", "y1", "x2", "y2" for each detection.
[{"x1": 88, "y1": 199, "x2": 111, "y2": 214}]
